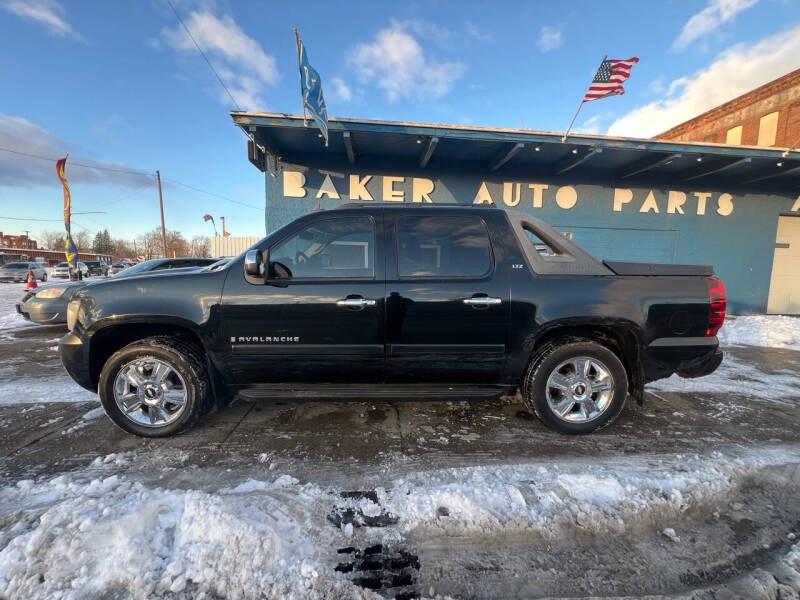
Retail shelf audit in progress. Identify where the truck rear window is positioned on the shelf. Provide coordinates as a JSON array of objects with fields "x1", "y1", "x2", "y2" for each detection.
[{"x1": 396, "y1": 216, "x2": 492, "y2": 278}]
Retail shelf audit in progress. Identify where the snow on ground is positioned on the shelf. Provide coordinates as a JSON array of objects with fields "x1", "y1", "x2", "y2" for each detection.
[
  {"x1": 0, "y1": 377, "x2": 98, "y2": 406},
  {"x1": 0, "y1": 283, "x2": 34, "y2": 332},
  {"x1": 650, "y1": 352, "x2": 800, "y2": 402},
  {"x1": 1, "y1": 448, "x2": 798, "y2": 599},
  {"x1": 719, "y1": 315, "x2": 800, "y2": 351}
]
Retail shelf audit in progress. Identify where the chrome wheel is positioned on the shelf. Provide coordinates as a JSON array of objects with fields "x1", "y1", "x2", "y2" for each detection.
[
  {"x1": 113, "y1": 358, "x2": 188, "y2": 427},
  {"x1": 545, "y1": 356, "x2": 615, "y2": 423}
]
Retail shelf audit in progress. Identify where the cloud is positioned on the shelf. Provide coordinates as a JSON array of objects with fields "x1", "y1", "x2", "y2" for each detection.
[
  {"x1": 672, "y1": 0, "x2": 758, "y2": 51},
  {"x1": 157, "y1": 11, "x2": 278, "y2": 110},
  {"x1": 607, "y1": 24, "x2": 800, "y2": 138},
  {"x1": 330, "y1": 77, "x2": 352, "y2": 102},
  {"x1": 465, "y1": 21, "x2": 492, "y2": 42},
  {"x1": 0, "y1": 114, "x2": 152, "y2": 188},
  {"x1": 347, "y1": 21, "x2": 466, "y2": 102},
  {"x1": 3, "y1": 0, "x2": 83, "y2": 40},
  {"x1": 536, "y1": 26, "x2": 563, "y2": 53},
  {"x1": 575, "y1": 115, "x2": 604, "y2": 135}
]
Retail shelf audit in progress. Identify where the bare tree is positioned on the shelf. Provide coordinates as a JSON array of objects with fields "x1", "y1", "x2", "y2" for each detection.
[
  {"x1": 73, "y1": 230, "x2": 91, "y2": 252},
  {"x1": 190, "y1": 235, "x2": 210, "y2": 257},
  {"x1": 38, "y1": 230, "x2": 64, "y2": 251}
]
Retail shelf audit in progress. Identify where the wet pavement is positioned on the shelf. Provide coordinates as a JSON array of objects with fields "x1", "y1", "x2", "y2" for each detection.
[{"x1": 2, "y1": 322, "x2": 800, "y2": 487}]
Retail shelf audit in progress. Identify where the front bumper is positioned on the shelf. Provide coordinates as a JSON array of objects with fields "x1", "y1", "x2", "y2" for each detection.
[
  {"x1": 17, "y1": 301, "x2": 64, "y2": 324},
  {"x1": 59, "y1": 330, "x2": 95, "y2": 391}
]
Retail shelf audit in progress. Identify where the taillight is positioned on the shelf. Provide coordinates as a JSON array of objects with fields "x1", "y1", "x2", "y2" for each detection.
[{"x1": 706, "y1": 276, "x2": 726, "y2": 337}]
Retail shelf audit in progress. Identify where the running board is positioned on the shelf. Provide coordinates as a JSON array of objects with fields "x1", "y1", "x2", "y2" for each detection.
[{"x1": 236, "y1": 383, "x2": 510, "y2": 402}]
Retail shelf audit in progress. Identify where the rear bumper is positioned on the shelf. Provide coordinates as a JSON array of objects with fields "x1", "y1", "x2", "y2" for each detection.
[
  {"x1": 59, "y1": 331, "x2": 96, "y2": 392},
  {"x1": 642, "y1": 336, "x2": 721, "y2": 382},
  {"x1": 677, "y1": 350, "x2": 723, "y2": 378}
]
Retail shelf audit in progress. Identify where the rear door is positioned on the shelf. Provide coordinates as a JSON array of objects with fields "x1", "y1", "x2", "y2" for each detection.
[{"x1": 385, "y1": 212, "x2": 508, "y2": 383}]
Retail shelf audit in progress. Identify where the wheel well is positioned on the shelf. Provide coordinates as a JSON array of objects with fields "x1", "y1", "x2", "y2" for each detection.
[
  {"x1": 528, "y1": 324, "x2": 643, "y2": 401},
  {"x1": 89, "y1": 323, "x2": 205, "y2": 388}
]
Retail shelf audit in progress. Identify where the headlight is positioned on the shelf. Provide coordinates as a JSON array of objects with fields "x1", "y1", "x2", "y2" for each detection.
[
  {"x1": 66, "y1": 299, "x2": 81, "y2": 331},
  {"x1": 36, "y1": 287, "x2": 65, "y2": 299}
]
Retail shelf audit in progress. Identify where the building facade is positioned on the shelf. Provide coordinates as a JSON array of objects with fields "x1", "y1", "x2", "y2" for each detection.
[
  {"x1": 233, "y1": 112, "x2": 800, "y2": 316},
  {"x1": 0, "y1": 232, "x2": 37, "y2": 250},
  {"x1": 655, "y1": 69, "x2": 800, "y2": 148}
]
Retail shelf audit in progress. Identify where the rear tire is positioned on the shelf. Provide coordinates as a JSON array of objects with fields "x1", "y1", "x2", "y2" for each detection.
[
  {"x1": 98, "y1": 336, "x2": 211, "y2": 437},
  {"x1": 41, "y1": 273, "x2": 47, "y2": 282},
  {"x1": 523, "y1": 338, "x2": 628, "y2": 434}
]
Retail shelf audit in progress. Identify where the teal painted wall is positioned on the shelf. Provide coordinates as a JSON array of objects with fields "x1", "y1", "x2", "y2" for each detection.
[{"x1": 264, "y1": 161, "x2": 798, "y2": 314}]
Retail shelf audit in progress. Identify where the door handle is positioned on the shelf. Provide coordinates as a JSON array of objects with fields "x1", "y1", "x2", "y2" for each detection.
[
  {"x1": 463, "y1": 297, "x2": 502, "y2": 306},
  {"x1": 336, "y1": 298, "x2": 376, "y2": 307}
]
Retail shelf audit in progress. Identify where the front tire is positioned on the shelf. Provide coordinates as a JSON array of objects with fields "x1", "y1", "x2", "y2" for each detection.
[
  {"x1": 98, "y1": 336, "x2": 210, "y2": 437},
  {"x1": 523, "y1": 338, "x2": 628, "y2": 434},
  {"x1": 41, "y1": 273, "x2": 47, "y2": 282}
]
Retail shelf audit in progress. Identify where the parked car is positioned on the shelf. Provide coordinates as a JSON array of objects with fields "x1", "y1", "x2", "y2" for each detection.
[
  {"x1": 52, "y1": 261, "x2": 88, "y2": 279},
  {"x1": 0, "y1": 261, "x2": 47, "y2": 283},
  {"x1": 18, "y1": 257, "x2": 216, "y2": 324},
  {"x1": 59, "y1": 205, "x2": 724, "y2": 438},
  {"x1": 110, "y1": 262, "x2": 130, "y2": 274},
  {"x1": 109, "y1": 257, "x2": 217, "y2": 276},
  {"x1": 84, "y1": 260, "x2": 109, "y2": 277},
  {"x1": 16, "y1": 282, "x2": 83, "y2": 324}
]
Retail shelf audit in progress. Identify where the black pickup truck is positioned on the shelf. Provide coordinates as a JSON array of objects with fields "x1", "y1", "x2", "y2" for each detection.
[{"x1": 59, "y1": 205, "x2": 724, "y2": 437}]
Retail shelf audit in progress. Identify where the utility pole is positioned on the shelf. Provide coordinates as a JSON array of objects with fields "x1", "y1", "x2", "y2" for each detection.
[
  {"x1": 220, "y1": 216, "x2": 226, "y2": 237},
  {"x1": 156, "y1": 170, "x2": 167, "y2": 257}
]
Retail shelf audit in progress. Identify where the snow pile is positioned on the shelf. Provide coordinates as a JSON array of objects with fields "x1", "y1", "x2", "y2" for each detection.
[
  {"x1": 0, "y1": 474, "x2": 368, "y2": 600},
  {"x1": 336, "y1": 450, "x2": 798, "y2": 542},
  {"x1": 2, "y1": 449, "x2": 797, "y2": 599},
  {"x1": 720, "y1": 315, "x2": 800, "y2": 351}
]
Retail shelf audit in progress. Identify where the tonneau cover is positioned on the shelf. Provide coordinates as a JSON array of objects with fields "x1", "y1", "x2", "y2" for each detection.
[{"x1": 603, "y1": 261, "x2": 714, "y2": 277}]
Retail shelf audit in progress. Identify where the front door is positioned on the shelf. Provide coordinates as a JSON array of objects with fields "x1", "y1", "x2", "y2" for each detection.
[
  {"x1": 219, "y1": 212, "x2": 385, "y2": 385},
  {"x1": 385, "y1": 213, "x2": 508, "y2": 383}
]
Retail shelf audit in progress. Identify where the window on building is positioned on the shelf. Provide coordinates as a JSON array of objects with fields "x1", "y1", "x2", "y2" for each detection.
[
  {"x1": 725, "y1": 125, "x2": 743, "y2": 145},
  {"x1": 757, "y1": 112, "x2": 779, "y2": 147},
  {"x1": 396, "y1": 216, "x2": 492, "y2": 278},
  {"x1": 270, "y1": 216, "x2": 374, "y2": 279}
]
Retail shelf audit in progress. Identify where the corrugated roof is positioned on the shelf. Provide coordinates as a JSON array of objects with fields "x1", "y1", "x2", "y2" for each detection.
[{"x1": 232, "y1": 111, "x2": 800, "y2": 193}]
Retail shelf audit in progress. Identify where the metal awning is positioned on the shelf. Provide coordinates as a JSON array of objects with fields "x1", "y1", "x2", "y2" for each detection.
[{"x1": 232, "y1": 112, "x2": 800, "y2": 194}]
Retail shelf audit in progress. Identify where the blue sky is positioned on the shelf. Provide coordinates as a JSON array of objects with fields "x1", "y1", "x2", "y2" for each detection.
[{"x1": 1, "y1": 0, "x2": 799, "y2": 242}]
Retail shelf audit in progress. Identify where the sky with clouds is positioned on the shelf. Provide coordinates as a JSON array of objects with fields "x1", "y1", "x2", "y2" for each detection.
[{"x1": 1, "y1": 0, "x2": 799, "y2": 240}]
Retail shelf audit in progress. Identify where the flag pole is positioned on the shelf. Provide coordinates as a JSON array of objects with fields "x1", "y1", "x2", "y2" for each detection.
[
  {"x1": 562, "y1": 55, "x2": 606, "y2": 143},
  {"x1": 562, "y1": 101, "x2": 585, "y2": 143},
  {"x1": 294, "y1": 27, "x2": 308, "y2": 127}
]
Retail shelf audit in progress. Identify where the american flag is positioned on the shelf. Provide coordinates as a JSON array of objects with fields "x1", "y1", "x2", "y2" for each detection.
[{"x1": 583, "y1": 57, "x2": 639, "y2": 102}]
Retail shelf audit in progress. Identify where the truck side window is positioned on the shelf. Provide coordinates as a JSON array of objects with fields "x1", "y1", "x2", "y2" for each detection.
[
  {"x1": 270, "y1": 216, "x2": 375, "y2": 279},
  {"x1": 396, "y1": 216, "x2": 491, "y2": 278}
]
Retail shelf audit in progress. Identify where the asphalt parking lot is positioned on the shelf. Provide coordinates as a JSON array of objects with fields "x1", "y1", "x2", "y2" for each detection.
[{"x1": 2, "y1": 309, "x2": 800, "y2": 598}]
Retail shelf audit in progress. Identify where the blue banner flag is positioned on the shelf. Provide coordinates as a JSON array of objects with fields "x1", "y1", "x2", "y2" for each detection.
[{"x1": 295, "y1": 29, "x2": 328, "y2": 146}]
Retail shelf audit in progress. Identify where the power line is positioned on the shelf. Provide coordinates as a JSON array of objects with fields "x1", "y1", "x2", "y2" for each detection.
[
  {"x1": 0, "y1": 146, "x2": 154, "y2": 177},
  {"x1": 165, "y1": 0, "x2": 241, "y2": 111},
  {"x1": 163, "y1": 177, "x2": 262, "y2": 210},
  {"x1": 1, "y1": 144, "x2": 261, "y2": 212}
]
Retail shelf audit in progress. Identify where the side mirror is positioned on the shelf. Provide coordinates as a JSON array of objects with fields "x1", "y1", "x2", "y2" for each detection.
[{"x1": 244, "y1": 249, "x2": 264, "y2": 278}]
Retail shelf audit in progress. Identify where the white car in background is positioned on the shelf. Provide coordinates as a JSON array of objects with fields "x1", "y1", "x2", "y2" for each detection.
[{"x1": 52, "y1": 261, "x2": 88, "y2": 279}]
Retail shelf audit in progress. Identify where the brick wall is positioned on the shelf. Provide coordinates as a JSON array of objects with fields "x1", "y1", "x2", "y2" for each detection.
[{"x1": 655, "y1": 69, "x2": 800, "y2": 148}]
